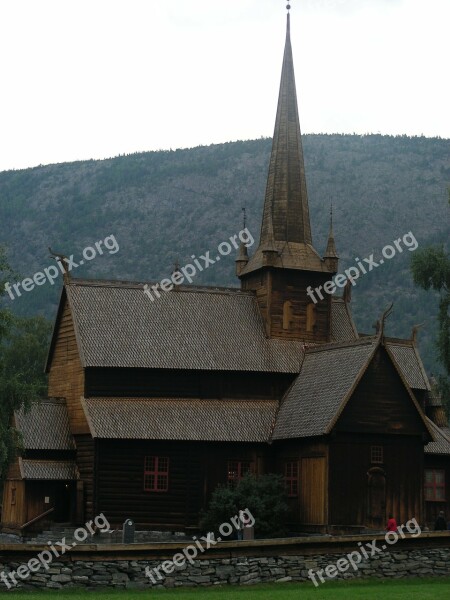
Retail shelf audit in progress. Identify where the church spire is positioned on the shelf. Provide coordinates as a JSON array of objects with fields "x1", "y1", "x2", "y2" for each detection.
[
  {"x1": 261, "y1": 8, "x2": 312, "y2": 247},
  {"x1": 238, "y1": 4, "x2": 336, "y2": 342},
  {"x1": 240, "y1": 7, "x2": 332, "y2": 277}
]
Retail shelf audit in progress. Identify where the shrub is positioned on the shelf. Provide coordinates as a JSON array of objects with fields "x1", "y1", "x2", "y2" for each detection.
[{"x1": 199, "y1": 473, "x2": 289, "y2": 539}]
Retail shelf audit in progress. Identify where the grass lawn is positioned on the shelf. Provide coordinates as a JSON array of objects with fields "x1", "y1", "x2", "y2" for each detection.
[{"x1": 4, "y1": 578, "x2": 450, "y2": 599}]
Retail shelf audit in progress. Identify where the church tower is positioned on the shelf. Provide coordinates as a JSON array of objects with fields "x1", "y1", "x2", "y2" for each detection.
[{"x1": 237, "y1": 7, "x2": 338, "y2": 342}]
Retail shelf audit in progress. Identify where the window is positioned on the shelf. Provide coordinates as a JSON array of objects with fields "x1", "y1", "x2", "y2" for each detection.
[
  {"x1": 370, "y1": 446, "x2": 383, "y2": 464},
  {"x1": 11, "y1": 488, "x2": 16, "y2": 505},
  {"x1": 283, "y1": 301, "x2": 293, "y2": 330},
  {"x1": 425, "y1": 469, "x2": 445, "y2": 502},
  {"x1": 227, "y1": 460, "x2": 252, "y2": 487},
  {"x1": 306, "y1": 303, "x2": 317, "y2": 332},
  {"x1": 144, "y1": 456, "x2": 169, "y2": 492},
  {"x1": 285, "y1": 461, "x2": 299, "y2": 497}
]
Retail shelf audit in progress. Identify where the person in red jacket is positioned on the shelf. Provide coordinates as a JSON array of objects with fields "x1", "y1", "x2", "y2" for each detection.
[{"x1": 386, "y1": 514, "x2": 398, "y2": 532}]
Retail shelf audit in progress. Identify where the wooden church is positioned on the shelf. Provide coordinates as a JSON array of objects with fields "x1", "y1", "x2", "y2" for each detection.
[{"x1": 2, "y1": 9, "x2": 449, "y2": 535}]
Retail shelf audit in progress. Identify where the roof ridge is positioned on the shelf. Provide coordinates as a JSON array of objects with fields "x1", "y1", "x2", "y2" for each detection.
[
  {"x1": 384, "y1": 336, "x2": 415, "y2": 346},
  {"x1": 425, "y1": 416, "x2": 450, "y2": 442},
  {"x1": 66, "y1": 277, "x2": 254, "y2": 296},
  {"x1": 305, "y1": 336, "x2": 377, "y2": 354}
]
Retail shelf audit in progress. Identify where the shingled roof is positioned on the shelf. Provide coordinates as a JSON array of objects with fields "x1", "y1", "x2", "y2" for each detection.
[
  {"x1": 14, "y1": 399, "x2": 75, "y2": 450},
  {"x1": 19, "y1": 459, "x2": 78, "y2": 480},
  {"x1": 52, "y1": 279, "x2": 305, "y2": 373},
  {"x1": 272, "y1": 338, "x2": 378, "y2": 440},
  {"x1": 331, "y1": 298, "x2": 359, "y2": 342},
  {"x1": 386, "y1": 340, "x2": 430, "y2": 391},
  {"x1": 82, "y1": 397, "x2": 277, "y2": 443},
  {"x1": 272, "y1": 336, "x2": 434, "y2": 441},
  {"x1": 424, "y1": 418, "x2": 450, "y2": 455}
]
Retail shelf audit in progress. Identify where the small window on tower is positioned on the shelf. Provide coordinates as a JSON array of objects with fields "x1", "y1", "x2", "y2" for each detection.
[
  {"x1": 11, "y1": 488, "x2": 16, "y2": 505},
  {"x1": 306, "y1": 303, "x2": 317, "y2": 332},
  {"x1": 283, "y1": 301, "x2": 293, "y2": 330}
]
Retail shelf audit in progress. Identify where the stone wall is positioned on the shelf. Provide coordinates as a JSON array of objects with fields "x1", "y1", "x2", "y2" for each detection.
[{"x1": 1, "y1": 538, "x2": 449, "y2": 591}]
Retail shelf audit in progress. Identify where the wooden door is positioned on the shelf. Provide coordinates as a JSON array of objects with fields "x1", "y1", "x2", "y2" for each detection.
[
  {"x1": 300, "y1": 457, "x2": 326, "y2": 525},
  {"x1": 367, "y1": 467, "x2": 386, "y2": 528}
]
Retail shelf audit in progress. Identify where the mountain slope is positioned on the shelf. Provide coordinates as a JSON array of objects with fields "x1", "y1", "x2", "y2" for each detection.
[{"x1": 0, "y1": 134, "x2": 448, "y2": 374}]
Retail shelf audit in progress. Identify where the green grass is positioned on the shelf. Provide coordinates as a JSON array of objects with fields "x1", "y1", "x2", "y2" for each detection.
[{"x1": 4, "y1": 579, "x2": 450, "y2": 599}]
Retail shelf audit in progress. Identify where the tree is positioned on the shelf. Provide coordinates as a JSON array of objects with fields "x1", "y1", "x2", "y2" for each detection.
[
  {"x1": 410, "y1": 210, "x2": 450, "y2": 410},
  {"x1": 0, "y1": 246, "x2": 52, "y2": 478},
  {"x1": 199, "y1": 473, "x2": 289, "y2": 538}
]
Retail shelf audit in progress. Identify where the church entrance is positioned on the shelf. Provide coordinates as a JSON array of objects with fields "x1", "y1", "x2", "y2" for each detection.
[{"x1": 366, "y1": 467, "x2": 386, "y2": 528}]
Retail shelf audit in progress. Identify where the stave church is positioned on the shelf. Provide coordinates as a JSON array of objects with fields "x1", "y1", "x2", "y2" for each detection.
[{"x1": 2, "y1": 7, "x2": 449, "y2": 536}]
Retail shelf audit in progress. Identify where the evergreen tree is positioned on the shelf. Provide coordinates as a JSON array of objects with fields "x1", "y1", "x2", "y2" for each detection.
[
  {"x1": 0, "y1": 246, "x2": 52, "y2": 478},
  {"x1": 410, "y1": 196, "x2": 450, "y2": 410}
]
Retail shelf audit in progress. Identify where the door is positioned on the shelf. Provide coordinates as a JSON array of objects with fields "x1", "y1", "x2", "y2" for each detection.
[
  {"x1": 300, "y1": 457, "x2": 326, "y2": 524},
  {"x1": 367, "y1": 467, "x2": 386, "y2": 528}
]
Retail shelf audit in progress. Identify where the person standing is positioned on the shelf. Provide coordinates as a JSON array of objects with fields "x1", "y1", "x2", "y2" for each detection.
[
  {"x1": 434, "y1": 511, "x2": 447, "y2": 531},
  {"x1": 386, "y1": 514, "x2": 397, "y2": 532}
]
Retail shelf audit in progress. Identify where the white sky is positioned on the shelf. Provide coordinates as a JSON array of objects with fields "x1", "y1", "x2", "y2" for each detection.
[{"x1": 0, "y1": 0, "x2": 449, "y2": 172}]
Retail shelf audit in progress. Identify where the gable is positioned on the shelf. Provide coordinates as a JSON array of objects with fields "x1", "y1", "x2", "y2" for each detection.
[
  {"x1": 272, "y1": 338, "x2": 377, "y2": 440},
  {"x1": 335, "y1": 346, "x2": 428, "y2": 436}
]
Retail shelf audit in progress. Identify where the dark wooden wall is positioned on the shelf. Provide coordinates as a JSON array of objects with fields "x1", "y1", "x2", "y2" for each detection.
[
  {"x1": 424, "y1": 454, "x2": 450, "y2": 528},
  {"x1": 328, "y1": 434, "x2": 424, "y2": 528},
  {"x1": 75, "y1": 434, "x2": 95, "y2": 521},
  {"x1": 335, "y1": 347, "x2": 428, "y2": 436},
  {"x1": 95, "y1": 440, "x2": 269, "y2": 529},
  {"x1": 85, "y1": 369, "x2": 293, "y2": 399}
]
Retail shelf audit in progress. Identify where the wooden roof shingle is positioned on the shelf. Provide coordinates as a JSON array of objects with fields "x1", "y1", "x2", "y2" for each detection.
[
  {"x1": 331, "y1": 297, "x2": 359, "y2": 342},
  {"x1": 424, "y1": 418, "x2": 450, "y2": 455},
  {"x1": 82, "y1": 397, "x2": 278, "y2": 443},
  {"x1": 272, "y1": 338, "x2": 377, "y2": 440},
  {"x1": 59, "y1": 279, "x2": 305, "y2": 373},
  {"x1": 20, "y1": 459, "x2": 78, "y2": 480},
  {"x1": 387, "y1": 341, "x2": 430, "y2": 391},
  {"x1": 14, "y1": 399, "x2": 75, "y2": 451}
]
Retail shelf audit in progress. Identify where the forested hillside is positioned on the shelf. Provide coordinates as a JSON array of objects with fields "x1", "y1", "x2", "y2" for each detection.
[{"x1": 0, "y1": 134, "x2": 448, "y2": 374}]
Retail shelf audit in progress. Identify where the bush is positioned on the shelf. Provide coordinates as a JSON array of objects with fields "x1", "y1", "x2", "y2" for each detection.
[{"x1": 199, "y1": 473, "x2": 289, "y2": 539}]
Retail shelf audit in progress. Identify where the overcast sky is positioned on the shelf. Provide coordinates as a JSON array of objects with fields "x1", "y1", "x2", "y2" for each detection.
[{"x1": 0, "y1": 0, "x2": 448, "y2": 172}]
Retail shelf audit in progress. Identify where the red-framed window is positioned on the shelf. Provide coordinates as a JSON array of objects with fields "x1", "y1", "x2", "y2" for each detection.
[
  {"x1": 425, "y1": 469, "x2": 445, "y2": 502},
  {"x1": 370, "y1": 446, "x2": 383, "y2": 464},
  {"x1": 144, "y1": 456, "x2": 169, "y2": 492},
  {"x1": 285, "y1": 461, "x2": 299, "y2": 497},
  {"x1": 227, "y1": 460, "x2": 252, "y2": 487}
]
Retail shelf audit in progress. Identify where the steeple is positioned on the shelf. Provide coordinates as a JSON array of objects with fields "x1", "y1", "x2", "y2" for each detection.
[
  {"x1": 240, "y1": 8, "x2": 333, "y2": 277},
  {"x1": 238, "y1": 5, "x2": 336, "y2": 343}
]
